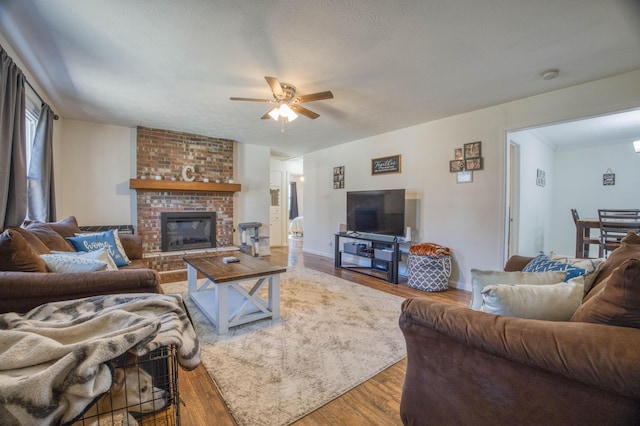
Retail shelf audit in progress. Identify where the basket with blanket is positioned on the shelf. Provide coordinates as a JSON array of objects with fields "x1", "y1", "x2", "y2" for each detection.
[{"x1": 407, "y1": 242, "x2": 453, "y2": 292}]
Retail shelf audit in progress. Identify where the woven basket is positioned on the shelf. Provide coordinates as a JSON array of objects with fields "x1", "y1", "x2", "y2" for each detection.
[{"x1": 407, "y1": 254, "x2": 451, "y2": 292}]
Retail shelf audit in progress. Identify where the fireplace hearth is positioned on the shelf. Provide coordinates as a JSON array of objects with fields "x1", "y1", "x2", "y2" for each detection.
[{"x1": 161, "y1": 212, "x2": 216, "y2": 252}]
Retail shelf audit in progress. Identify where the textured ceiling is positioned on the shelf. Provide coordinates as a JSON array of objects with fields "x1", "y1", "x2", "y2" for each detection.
[{"x1": 1, "y1": 0, "x2": 639, "y2": 158}]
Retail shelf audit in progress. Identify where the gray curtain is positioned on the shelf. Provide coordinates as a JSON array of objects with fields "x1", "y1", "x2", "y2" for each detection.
[
  {"x1": 28, "y1": 103, "x2": 56, "y2": 222},
  {"x1": 289, "y1": 182, "x2": 299, "y2": 219},
  {"x1": 0, "y1": 46, "x2": 27, "y2": 229}
]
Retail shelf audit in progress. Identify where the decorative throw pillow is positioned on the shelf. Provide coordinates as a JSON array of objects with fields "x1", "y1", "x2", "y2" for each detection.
[
  {"x1": 522, "y1": 253, "x2": 587, "y2": 281},
  {"x1": 570, "y1": 258, "x2": 640, "y2": 329},
  {"x1": 66, "y1": 229, "x2": 130, "y2": 267},
  {"x1": 8, "y1": 226, "x2": 51, "y2": 255},
  {"x1": 74, "y1": 229, "x2": 131, "y2": 264},
  {"x1": 469, "y1": 269, "x2": 568, "y2": 310},
  {"x1": 24, "y1": 215, "x2": 81, "y2": 238},
  {"x1": 480, "y1": 277, "x2": 584, "y2": 321},
  {"x1": 23, "y1": 225, "x2": 75, "y2": 251},
  {"x1": 40, "y1": 253, "x2": 108, "y2": 273},
  {"x1": 588, "y1": 232, "x2": 640, "y2": 298},
  {"x1": 549, "y1": 253, "x2": 606, "y2": 295},
  {"x1": 0, "y1": 229, "x2": 49, "y2": 272},
  {"x1": 52, "y1": 247, "x2": 118, "y2": 271}
]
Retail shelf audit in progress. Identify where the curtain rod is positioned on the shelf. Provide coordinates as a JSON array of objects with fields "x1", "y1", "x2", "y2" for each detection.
[{"x1": 25, "y1": 79, "x2": 59, "y2": 120}]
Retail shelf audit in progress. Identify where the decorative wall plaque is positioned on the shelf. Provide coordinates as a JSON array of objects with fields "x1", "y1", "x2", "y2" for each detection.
[
  {"x1": 372, "y1": 154, "x2": 401, "y2": 175},
  {"x1": 603, "y1": 168, "x2": 615, "y2": 186}
]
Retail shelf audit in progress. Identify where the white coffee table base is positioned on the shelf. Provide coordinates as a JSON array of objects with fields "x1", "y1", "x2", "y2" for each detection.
[{"x1": 187, "y1": 264, "x2": 281, "y2": 334}]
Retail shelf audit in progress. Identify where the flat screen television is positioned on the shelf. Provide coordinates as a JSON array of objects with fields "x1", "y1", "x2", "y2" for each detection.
[{"x1": 346, "y1": 189, "x2": 405, "y2": 236}]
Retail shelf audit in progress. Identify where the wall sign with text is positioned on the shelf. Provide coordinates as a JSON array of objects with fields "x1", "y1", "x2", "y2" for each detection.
[{"x1": 372, "y1": 154, "x2": 401, "y2": 175}]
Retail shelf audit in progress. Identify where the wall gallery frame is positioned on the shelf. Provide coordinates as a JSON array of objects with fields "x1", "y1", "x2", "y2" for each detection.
[
  {"x1": 450, "y1": 141, "x2": 483, "y2": 175},
  {"x1": 333, "y1": 166, "x2": 345, "y2": 189}
]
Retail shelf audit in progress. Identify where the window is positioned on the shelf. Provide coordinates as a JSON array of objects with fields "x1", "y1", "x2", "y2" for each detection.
[{"x1": 25, "y1": 91, "x2": 40, "y2": 170}]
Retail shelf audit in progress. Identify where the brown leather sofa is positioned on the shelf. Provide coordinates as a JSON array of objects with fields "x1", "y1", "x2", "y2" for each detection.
[
  {"x1": 0, "y1": 216, "x2": 160, "y2": 313},
  {"x1": 399, "y1": 233, "x2": 640, "y2": 426}
]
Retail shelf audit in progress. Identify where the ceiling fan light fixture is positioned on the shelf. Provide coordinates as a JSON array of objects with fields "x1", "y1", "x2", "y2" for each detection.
[
  {"x1": 280, "y1": 104, "x2": 298, "y2": 122},
  {"x1": 268, "y1": 107, "x2": 280, "y2": 121}
]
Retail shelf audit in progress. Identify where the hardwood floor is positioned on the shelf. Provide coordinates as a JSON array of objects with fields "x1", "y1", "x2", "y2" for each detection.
[{"x1": 172, "y1": 238, "x2": 470, "y2": 425}]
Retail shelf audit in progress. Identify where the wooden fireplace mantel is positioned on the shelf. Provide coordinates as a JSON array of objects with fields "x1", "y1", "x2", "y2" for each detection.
[{"x1": 129, "y1": 179, "x2": 241, "y2": 193}]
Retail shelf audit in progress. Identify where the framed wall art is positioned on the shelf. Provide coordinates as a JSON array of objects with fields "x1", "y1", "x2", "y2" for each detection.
[
  {"x1": 372, "y1": 154, "x2": 401, "y2": 175},
  {"x1": 333, "y1": 166, "x2": 345, "y2": 189},
  {"x1": 464, "y1": 141, "x2": 481, "y2": 159},
  {"x1": 603, "y1": 168, "x2": 615, "y2": 186},
  {"x1": 449, "y1": 159, "x2": 465, "y2": 172},
  {"x1": 465, "y1": 158, "x2": 483, "y2": 171},
  {"x1": 457, "y1": 170, "x2": 473, "y2": 183},
  {"x1": 536, "y1": 169, "x2": 546, "y2": 187}
]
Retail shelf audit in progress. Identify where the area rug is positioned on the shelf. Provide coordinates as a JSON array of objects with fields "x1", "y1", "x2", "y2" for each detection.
[{"x1": 161, "y1": 263, "x2": 407, "y2": 426}]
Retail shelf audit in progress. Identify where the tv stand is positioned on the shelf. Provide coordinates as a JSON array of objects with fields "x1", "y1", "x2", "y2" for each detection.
[{"x1": 334, "y1": 232, "x2": 408, "y2": 284}]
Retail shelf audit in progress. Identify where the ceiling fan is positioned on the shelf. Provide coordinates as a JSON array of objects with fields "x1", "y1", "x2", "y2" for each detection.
[{"x1": 230, "y1": 76, "x2": 334, "y2": 123}]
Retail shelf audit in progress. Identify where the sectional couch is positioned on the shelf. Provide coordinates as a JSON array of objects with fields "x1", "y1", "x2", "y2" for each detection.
[
  {"x1": 0, "y1": 216, "x2": 160, "y2": 313},
  {"x1": 399, "y1": 233, "x2": 640, "y2": 425}
]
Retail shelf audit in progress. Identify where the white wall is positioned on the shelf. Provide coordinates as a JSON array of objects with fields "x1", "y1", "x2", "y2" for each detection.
[
  {"x1": 57, "y1": 120, "x2": 136, "y2": 226},
  {"x1": 551, "y1": 141, "x2": 640, "y2": 256},
  {"x1": 236, "y1": 143, "x2": 271, "y2": 248},
  {"x1": 509, "y1": 130, "x2": 556, "y2": 256},
  {"x1": 304, "y1": 70, "x2": 640, "y2": 291}
]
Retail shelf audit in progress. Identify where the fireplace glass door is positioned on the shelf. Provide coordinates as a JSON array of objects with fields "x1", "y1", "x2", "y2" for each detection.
[{"x1": 161, "y1": 212, "x2": 216, "y2": 252}]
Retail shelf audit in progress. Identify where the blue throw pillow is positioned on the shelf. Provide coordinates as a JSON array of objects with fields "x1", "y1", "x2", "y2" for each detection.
[
  {"x1": 522, "y1": 253, "x2": 587, "y2": 281},
  {"x1": 66, "y1": 229, "x2": 129, "y2": 267}
]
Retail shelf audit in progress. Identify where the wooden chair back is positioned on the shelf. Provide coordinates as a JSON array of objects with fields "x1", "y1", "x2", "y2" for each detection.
[
  {"x1": 598, "y1": 209, "x2": 640, "y2": 255},
  {"x1": 571, "y1": 208, "x2": 580, "y2": 224}
]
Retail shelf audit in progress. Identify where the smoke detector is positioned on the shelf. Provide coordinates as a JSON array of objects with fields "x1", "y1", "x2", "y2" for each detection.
[{"x1": 540, "y1": 69, "x2": 559, "y2": 80}]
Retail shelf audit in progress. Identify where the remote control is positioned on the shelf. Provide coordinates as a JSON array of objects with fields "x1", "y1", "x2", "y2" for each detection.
[{"x1": 222, "y1": 256, "x2": 240, "y2": 264}]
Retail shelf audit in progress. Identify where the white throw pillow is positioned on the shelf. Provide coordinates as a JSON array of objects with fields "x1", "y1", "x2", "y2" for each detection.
[
  {"x1": 479, "y1": 277, "x2": 585, "y2": 321},
  {"x1": 52, "y1": 247, "x2": 118, "y2": 271},
  {"x1": 41, "y1": 253, "x2": 108, "y2": 273},
  {"x1": 469, "y1": 270, "x2": 568, "y2": 310}
]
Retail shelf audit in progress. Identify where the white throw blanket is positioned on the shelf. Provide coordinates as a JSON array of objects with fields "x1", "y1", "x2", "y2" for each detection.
[{"x1": 0, "y1": 293, "x2": 200, "y2": 425}]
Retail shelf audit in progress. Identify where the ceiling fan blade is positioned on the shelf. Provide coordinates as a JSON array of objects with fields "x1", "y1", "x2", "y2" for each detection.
[
  {"x1": 230, "y1": 97, "x2": 272, "y2": 102},
  {"x1": 265, "y1": 76, "x2": 284, "y2": 99},
  {"x1": 291, "y1": 104, "x2": 320, "y2": 119},
  {"x1": 296, "y1": 91, "x2": 334, "y2": 103}
]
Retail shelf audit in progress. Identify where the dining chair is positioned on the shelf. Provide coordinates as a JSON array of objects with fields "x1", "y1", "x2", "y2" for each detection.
[
  {"x1": 597, "y1": 209, "x2": 640, "y2": 256},
  {"x1": 571, "y1": 209, "x2": 601, "y2": 258}
]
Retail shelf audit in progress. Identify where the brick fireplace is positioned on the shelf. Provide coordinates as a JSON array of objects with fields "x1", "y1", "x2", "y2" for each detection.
[{"x1": 135, "y1": 127, "x2": 236, "y2": 270}]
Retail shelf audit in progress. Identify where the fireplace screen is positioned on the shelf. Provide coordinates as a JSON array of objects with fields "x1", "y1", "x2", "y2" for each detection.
[{"x1": 160, "y1": 212, "x2": 216, "y2": 252}]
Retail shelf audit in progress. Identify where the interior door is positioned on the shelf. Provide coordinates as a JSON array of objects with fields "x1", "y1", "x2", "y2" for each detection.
[{"x1": 508, "y1": 141, "x2": 521, "y2": 258}]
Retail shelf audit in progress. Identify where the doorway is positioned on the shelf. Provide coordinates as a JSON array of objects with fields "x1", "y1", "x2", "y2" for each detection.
[
  {"x1": 505, "y1": 108, "x2": 640, "y2": 258},
  {"x1": 288, "y1": 173, "x2": 304, "y2": 240}
]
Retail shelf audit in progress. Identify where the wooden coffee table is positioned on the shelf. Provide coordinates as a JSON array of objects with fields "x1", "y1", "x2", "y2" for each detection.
[{"x1": 183, "y1": 252, "x2": 286, "y2": 334}]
